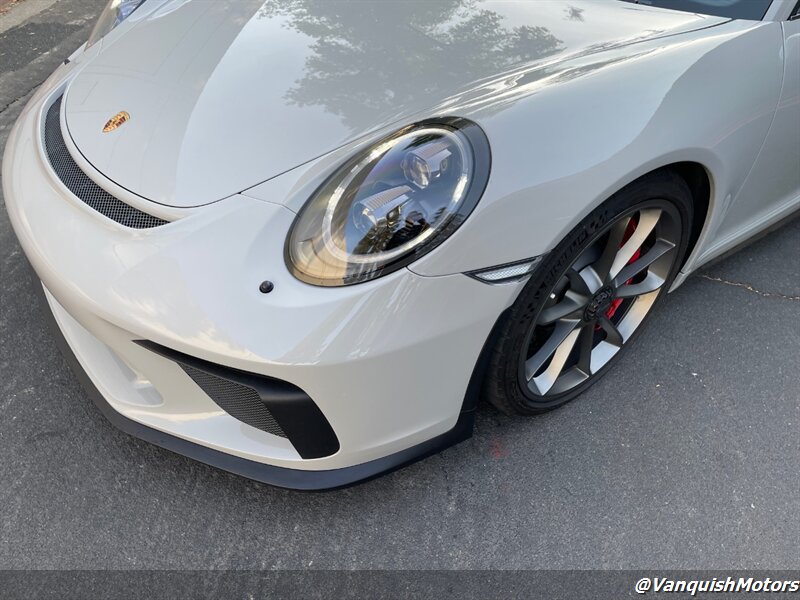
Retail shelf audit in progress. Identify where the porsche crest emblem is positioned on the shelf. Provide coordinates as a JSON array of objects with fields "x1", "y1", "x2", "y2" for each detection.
[{"x1": 102, "y1": 111, "x2": 130, "y2": 133}]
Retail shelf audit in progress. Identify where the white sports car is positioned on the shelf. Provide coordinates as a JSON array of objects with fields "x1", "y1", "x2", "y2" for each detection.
[{"x1": 4, "y1": 0, "x2": 799, "y2": 489}]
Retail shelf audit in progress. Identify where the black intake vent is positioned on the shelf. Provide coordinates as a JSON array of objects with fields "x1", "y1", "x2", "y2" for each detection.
[
  {"x1": 181, "y1": 364, "x2": 287, "y2": 438},
  {"x1": 43, "y1": 96, "x2": 169, "y2": 229},
  {"x1": 135, "y1": 340, "x2": 340, "y2": 459}
]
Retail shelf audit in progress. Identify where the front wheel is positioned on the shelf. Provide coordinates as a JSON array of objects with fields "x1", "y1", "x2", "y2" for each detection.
[{"x1": 484, "y1": 170, "x2": 693, "y2": 415}]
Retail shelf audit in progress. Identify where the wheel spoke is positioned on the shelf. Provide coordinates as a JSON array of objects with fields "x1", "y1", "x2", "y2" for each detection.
[
  {"x1": 608, "y1": 208, "x2": 661, "y2": 280},
  {"x1": 525, "y1": 319, "x2": 580, "y2": 380},
  {"x1": 577, "y1": 265, "x2": 604, "y2": 295},
  {"x1": 576, "y1": 324, "x2": 595, "y2": 376},
  {"x1": 592, "y1": 217, "x2": 630, "y2": 283},
  {"x1": 565, "y1": 268, "x2": 593, "y2": 296},
  {"x1": 615, "y1": 271, "x2": 666, "y2": 299},
  {"x1": 538, "y1": 291, "x2": 587, "y2": 325},
  {"x1": 613, "y1": 238, "x2": 675, "y2": 287},
  {"x1": 530, "y1": 327, "x2": 581, "y2": 395},
  {"x1": 598, "y1": 316, "x2": 624, "y2": 347}
]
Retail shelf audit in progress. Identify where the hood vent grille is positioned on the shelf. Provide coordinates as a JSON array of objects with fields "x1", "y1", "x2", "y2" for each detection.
[{"x1": 42, "y1": 95, "x2": 168, "y2": 229}]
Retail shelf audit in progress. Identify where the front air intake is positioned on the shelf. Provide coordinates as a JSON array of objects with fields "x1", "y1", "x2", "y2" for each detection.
[
  {"x1": 180, "y1": 364, "x2": 288, "y2": 438},
  {"x1": 42, "y1": 95, "x2": 168, "y2": 229},
  {"x1": 134, "y1": 340, "x2": 341, "y2": 459}
]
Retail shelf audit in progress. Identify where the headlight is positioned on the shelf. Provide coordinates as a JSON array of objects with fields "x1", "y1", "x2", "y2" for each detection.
[
  {"x1": 86, "y1": 0, "x2": 147, "y2": 48},
  {"x1": 286, "y1": 119, "x2": 490, "y2": 286}
]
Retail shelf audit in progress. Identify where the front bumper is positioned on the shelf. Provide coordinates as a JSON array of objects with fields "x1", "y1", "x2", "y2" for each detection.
[{"x1": 3, "y1": 69, "x2": 523, "y2": 488}]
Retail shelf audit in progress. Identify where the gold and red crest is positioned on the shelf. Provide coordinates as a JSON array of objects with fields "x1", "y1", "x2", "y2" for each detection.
[{"x1": 102, "y1": 111, "x2": 130, "y2": 133}]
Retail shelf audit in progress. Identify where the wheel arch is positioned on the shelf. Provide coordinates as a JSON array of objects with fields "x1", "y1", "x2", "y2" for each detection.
[{"x1": 646, "y1": 161, "x2": 712, "y2": 275}]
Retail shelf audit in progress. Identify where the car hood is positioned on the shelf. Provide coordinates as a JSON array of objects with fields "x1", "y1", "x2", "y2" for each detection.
[{"x1": 64, "y1": 0, "x2": 725, "y2": 208}]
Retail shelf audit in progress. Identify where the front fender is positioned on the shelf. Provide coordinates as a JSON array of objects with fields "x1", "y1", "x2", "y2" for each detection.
[{"x1": 408, "y1": 20, "x2": 783, "y2": 277}]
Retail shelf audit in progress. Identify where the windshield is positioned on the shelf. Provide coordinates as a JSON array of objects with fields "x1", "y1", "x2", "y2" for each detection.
[{"x1": 620, "y1": 0, "x2": 773, "y2": 20}]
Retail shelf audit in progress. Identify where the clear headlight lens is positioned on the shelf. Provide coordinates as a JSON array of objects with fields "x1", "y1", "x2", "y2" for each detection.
[
  {"x1": 286, "y1": 119, "x2": 490, "y2": 286},
  {"x1": 86, "y1": 0, "x2": 147, "y2": 48}
]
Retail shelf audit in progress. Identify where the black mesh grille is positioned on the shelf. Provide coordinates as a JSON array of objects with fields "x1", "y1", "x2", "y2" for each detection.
[
  {"x1": 181, "y1": 364, "x2": 287, "y2": 438},
  {"x1": 43, "y1": 96, "x2": 169, "y2": 229}
]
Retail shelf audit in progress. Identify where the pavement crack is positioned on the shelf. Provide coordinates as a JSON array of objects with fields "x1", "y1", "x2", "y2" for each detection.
[
  {"x1": 0, "y1": 83, "x2": 40, "y2": 116},
  {"x1": 699, "y1": 273, "x2": 800, "y2": 302}
]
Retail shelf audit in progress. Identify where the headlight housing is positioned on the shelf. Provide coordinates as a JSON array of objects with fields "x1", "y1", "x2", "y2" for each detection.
[
  {"x1": 86, "y1": 0, "x2": 147, "y2": 48},
  {"x1": 286, "y1": 118, "x2": 490, "y2": 286}
]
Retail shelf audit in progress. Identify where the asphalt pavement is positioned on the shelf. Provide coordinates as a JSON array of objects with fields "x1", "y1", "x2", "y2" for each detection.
[{"x1": 1, "y1": 0, "x2": 798, "y2": 570}]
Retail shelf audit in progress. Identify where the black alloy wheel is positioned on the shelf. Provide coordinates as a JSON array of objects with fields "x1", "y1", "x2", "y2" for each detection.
[{"x1": 484, "y1": 170, "x2": 693, "y2": 415}]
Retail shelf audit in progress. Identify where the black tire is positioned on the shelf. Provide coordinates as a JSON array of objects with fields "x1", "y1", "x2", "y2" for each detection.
[{"x1": 483, "y1": 169, "x2": 693, "y2": 415}]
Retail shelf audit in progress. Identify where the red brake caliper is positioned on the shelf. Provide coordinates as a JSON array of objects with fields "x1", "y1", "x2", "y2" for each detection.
[{"x1": 604, "y1": 219, "x2": 641, "y2": 320}]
